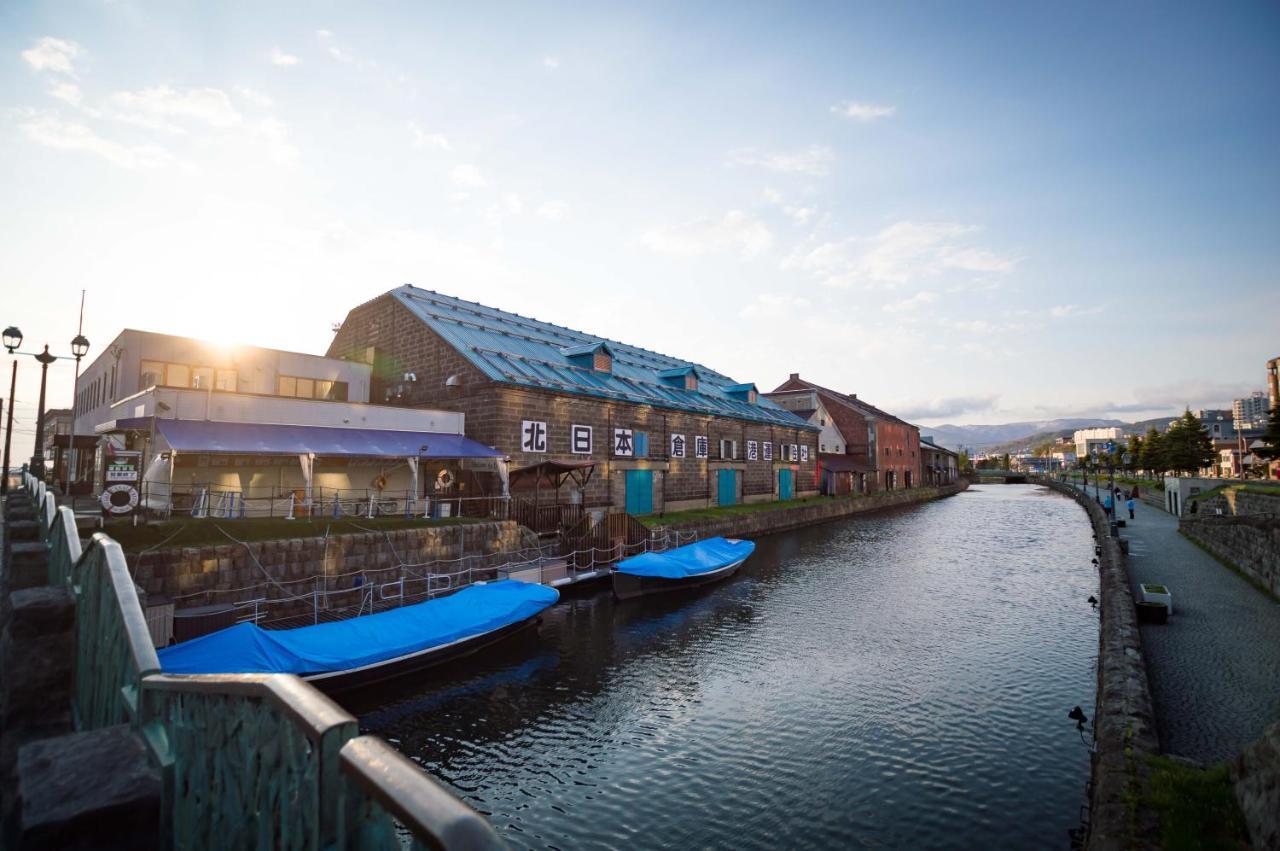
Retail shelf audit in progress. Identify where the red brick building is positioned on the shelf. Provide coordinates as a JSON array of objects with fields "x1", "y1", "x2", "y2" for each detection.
[
  {"x1": 327, "y1": 287, "x2": 819, "y2": 515},
  {"x1": 768, "y1": 374, "x2": 921, "y2": 492}
]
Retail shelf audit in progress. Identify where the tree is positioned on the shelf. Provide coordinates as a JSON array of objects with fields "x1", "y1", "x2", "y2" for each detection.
[
  {"x1": 1163, "y1": 410, "x2": 1215, "y2": 475},
  {"x1": 958, "y1": 450, "x2": 972, "y2": 472},
  {"x1": 1127, "y1": 434, "x2": 1144, "y2": 475},
  {"x1": 1139, "y1": 426, "x2": 1166, "y2": 477},
  {"x1": 1253, "y1": 405, "x2": 1280, "y2": 462}
]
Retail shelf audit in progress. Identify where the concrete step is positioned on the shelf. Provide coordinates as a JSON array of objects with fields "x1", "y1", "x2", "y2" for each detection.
[
  {"x1": 14, "y1": 725, "x2": 161, "y2": 850},
  {"x1": 2, "y1": 543, "x2": 50, "y2": 592}
]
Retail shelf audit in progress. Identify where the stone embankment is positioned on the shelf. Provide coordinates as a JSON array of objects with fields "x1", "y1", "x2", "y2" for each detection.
[
  {"x1": 651, "y1": 481, "x2": 968, "y2": 539},
  {"x1": 128, "y1": 521, "x2": 538, "y2": 601},
  {"x1": 1039, "y1": 478, "x2": 1160, "y2": 850}
]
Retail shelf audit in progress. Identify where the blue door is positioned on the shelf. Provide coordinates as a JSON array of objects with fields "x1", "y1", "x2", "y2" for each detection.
[
  {"x1": 625, "y1": 469, "x2": 653, "y2": 515},
  {"x1": 778, "y1": 468, "x2": 794, "y2": 500},
  {"x1": 717, "y1": 469, "x2": 738, "y2": 506}
]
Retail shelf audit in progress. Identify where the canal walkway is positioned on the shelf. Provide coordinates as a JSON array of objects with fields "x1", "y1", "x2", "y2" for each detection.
[{"x1": 1069, "y1": 481, "x2": 1280, "y2": 763}]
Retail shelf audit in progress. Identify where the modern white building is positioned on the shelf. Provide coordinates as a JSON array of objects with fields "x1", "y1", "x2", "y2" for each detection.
[
  {"x1": 1073, "y1": 426, "x2": 1124, "y2": 458},
  {"x1": 76, "y1": 329, "x2": 504, "y2": 518},
  {"x1": 1233, "y1": 391, "x2": 1271, "y2": 430}
]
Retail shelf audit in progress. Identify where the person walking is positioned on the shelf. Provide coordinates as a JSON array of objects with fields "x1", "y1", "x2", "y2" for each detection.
[
  {"x1": 1103, "y1": 493, "x2": 1113, "y2": 518},
  {"x1": 1127, "y1": 496, "x2": 1135, "y2": 520}
]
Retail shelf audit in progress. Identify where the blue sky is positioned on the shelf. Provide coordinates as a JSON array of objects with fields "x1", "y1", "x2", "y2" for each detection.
[{"x1": 2, "y1": 1, "x2": 1277, "y2": 454}]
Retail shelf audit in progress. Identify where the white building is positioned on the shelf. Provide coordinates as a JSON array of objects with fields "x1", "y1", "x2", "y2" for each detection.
[
  {"x1": 76, "y1": 329, "x2": 503, "y2": 518},
  {"x1": 1073, "y1": 426, "x2": 1124, "y2": 458},
  {"x1": 1233, "y1": 391, "x2": 1270, "y2": 430}
]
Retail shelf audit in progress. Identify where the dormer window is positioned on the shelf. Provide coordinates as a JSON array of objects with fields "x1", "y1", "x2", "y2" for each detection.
[
  {"x1": 725, "y1": 383, "x2": 758, "y2": 404},
  {"x1": 659, "y1": 366, "x2": 699, "y2": 391},
  {"x1": 562, "y1": 341, "x2": 613, "y2": 374}
]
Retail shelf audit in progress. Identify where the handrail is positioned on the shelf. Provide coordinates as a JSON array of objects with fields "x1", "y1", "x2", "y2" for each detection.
[
  {"x1": 339, "y1": 736, "x2": 506, "y2": 851},
  {"x1": 47, "y1": 505, "x2": 83, "y2": 586}
]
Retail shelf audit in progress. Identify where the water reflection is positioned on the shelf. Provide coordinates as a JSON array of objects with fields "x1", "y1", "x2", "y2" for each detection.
[{"x1": 356, "y1": 485, "x2": 1097, "y2": 849}]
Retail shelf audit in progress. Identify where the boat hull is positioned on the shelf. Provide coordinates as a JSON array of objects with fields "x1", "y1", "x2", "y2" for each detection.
[
  {"x1": 611, "y1": 557, "x2": 746, "y2": 601},
  {"x1": 302, "y1": 614, "x2": 541, "y2": 694}
]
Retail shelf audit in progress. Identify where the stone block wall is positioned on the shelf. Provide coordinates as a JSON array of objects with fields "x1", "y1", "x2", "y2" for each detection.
[
  {"x1": 1180, "y1": 515, "x2": 1280, "y2": 598},
  {"x1": 128, "y1": 520, "x2": 538, "y2": 602},
  {"x1": 653, "y1": 481, "x2": 967, "y2": 540}
]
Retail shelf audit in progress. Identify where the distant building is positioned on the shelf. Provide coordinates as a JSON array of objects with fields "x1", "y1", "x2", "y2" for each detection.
[
  {"x1": 919, "y1": 437, "x2": 959, "y2": 485},
  {"x1": 1233, "y1": 391, "x2": 1270, "y2": 430},
  {"x1": 1195, "y1": 409, "x2": 1238, "y2": 441},
  {"x1": 1073, "y1": 426, "x2": 1124, "y2": 458}
]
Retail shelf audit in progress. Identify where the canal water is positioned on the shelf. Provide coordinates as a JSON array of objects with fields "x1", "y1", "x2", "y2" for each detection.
[{"x1": 354, "y1": 484, "x2": 1098, "y2": 849}]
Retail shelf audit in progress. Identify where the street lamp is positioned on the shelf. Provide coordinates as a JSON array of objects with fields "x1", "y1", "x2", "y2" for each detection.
[
  {"x1": 66, "y1": 333, "x2": 91, "y2": 492},
  {"x1": 1, "y1": 327, "x2": 21, "y2": 494},
  {"x1": 2, "y1": 330, "x2": 93, "y2": 484},
  {"x1": 29, "y1": 346, "x2": 58, "y2": 479}
]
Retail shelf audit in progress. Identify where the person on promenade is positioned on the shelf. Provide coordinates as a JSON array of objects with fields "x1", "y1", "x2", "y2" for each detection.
[
  {"x1": 1103, "y1": 493, "x2": 1113, "y2": 517},
  {"x1": 1127, "y1": 497, "x2": 1135, "y2": 520}
]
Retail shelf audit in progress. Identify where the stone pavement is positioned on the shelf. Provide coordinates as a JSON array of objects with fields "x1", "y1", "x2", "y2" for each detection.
[{"x1": 1069, "y1": 481, "x2": 1280, "y2": 763}]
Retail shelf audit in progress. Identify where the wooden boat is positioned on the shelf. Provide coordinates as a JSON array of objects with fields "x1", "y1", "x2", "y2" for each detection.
[
  {"x1": 158, "y1": 580, "x2": 560, "y2": 694},
  {"x1": 612, "y1": 537, "x2": 755, "y2": 601}
]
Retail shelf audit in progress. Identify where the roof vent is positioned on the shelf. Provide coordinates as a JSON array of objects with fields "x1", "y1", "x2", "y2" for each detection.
[
  {"x1": 658, "y1": 366, "x2": 699, "y2": 391},
  {"x1": 561, "y1": 341, "x2": 613, "y2": 374}
]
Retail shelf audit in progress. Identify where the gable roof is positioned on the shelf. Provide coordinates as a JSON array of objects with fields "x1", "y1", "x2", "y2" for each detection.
[
  {"x1": 772, "y1": 375, "x2": 917, "y2": 431},
  {"x1": 764, "y1": 386, "x2": 870, "y2": 448},
  {"x1": 390, "y1": 286, "x2": 816, "y2": 430}
]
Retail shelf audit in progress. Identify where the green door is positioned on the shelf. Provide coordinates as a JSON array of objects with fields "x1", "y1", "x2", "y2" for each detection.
[
  {"x1": 625, "y1": 469, "x2": 653, "y2": 515},
  {"x1": 717, "y1": 469, "x2": 738, "y2": 506},
  {"x1": 778, "y1": 468, "x2": 794, "y2": 500}
]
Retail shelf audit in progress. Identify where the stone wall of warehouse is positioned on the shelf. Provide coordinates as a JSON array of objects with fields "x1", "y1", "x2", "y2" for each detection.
[
  {"x1": 1180, "y1": 515, "x2": 1280, "y2": 598},
  {"x1": 326, "y1": 292, "x2": 821, "y2": 513},
  {"x1": 652, "y1": 481, "x2": 967, "y2": 540},
  {"x1": 127, "y1": 520, "x2": 537, "y2": 602}
]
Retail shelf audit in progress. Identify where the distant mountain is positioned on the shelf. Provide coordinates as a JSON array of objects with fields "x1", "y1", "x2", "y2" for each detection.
[{"x1": 920, "y1": 418, "x2": 1126, "y2": 451}]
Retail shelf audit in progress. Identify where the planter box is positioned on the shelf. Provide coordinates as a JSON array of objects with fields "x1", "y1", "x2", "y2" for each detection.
[{"x1": 1140, "y1": 583, "x2": 1173, "y2": 615}]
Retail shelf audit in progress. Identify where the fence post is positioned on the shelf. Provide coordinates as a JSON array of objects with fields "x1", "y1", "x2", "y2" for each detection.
[{"x1": 314, "y1": 578, "x2": 319, "y2": 625}]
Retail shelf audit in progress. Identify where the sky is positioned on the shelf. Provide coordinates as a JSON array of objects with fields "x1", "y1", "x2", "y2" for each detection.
[{"x1": 2, "y1": 1, "x2": 1278, "y2": 458}]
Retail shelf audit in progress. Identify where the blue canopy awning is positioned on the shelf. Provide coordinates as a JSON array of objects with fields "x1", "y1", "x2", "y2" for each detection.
[{"x1": 154, "y1": 419, "x2": 501, "y2": 459}]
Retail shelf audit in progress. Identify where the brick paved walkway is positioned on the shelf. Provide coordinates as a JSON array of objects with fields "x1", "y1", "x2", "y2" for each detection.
[{"x1": 1070, "y1": 481, "x2": 1280, "y2": 763}]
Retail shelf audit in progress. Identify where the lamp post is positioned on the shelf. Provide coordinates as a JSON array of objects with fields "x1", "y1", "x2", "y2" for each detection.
[
  {"x1": 29, "y1": 345, "x2": 58, "y2": 479},
  {"x1": 66, "y1": 332, "x2": 90, "y2": 492},
  {"x1": 1, "y1": 326, "x2": 21, "y2": 494},
  {"x1": 2, "y1": 330, "x2": 93, "y2": 484}
]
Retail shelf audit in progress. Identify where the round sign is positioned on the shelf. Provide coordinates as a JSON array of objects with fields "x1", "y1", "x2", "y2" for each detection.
[{"x1": 100, "y1": 484, "x2": 140, "y2": 514}]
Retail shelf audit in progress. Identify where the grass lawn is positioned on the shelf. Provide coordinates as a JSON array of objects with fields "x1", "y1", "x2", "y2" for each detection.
[
  {"x1": 636, "y1": 495, "x2": 851, "y2": 528},
  {"x1": 1142, "y1": 756, "x2": 1250, "y2": 850},
  {"x1": 106, "y1": 515, "x2": 483, "y2": 552},
  {"x1": 1188, "y1": 482, "x2": 1280, "y2": 503}
]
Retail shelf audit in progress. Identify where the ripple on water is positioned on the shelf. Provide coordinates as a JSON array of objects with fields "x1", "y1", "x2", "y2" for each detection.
[{"x1": 355, "y1": 484, "x2": 1098, "y2": 850}]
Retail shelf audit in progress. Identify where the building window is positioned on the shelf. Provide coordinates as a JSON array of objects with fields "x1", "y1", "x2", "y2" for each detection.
[
  {"x1": 685, "y1": 374, "x2": 697, "y2": 391},
  {"x1": 277, "y1": 375, "x2": 349, "y2": 401},
  {"x1": 166, "y1": 364, "x2": 190, "y2": 388},
  {"x1": 594, "y1": 350, "x2": 612, "y2": 373},
  {"x1": 296, "y1": 378, "x2": 315, "y2": 399},
  {"x1": 278, "y1": 375, "x2": 297, "y2": 397},
  {"x1": 216, "y1": 369, "x2": 237, "y2": 391},
  {"x1": 635, "y1": 431, "x2": 649, "y2": 458},
  {"x1": 192, "y1": 367, "x2": 214, "y2": 390}
]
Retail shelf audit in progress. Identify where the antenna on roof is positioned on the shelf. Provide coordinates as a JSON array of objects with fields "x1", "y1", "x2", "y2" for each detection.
[{"x1": 330, "y1": 322, "x2": 342, "y2": 332}]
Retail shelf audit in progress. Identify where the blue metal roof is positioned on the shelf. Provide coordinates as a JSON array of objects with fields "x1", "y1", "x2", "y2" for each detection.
[
  {"x1": 392, "y1": 286, "x2": 817, "y2": 430},
  {"x1": 155, "y1": 419, "x2": 500, "y2": 458}
]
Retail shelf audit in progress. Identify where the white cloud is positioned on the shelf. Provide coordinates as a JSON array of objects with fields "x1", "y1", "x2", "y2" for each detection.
[
  {"x1": 739, "y1": 292, "x2": 811, "y2": 319},
  {"x1": 254, "y1": 117, "x2": 299, "y2": 165},
  {"x1": 542, "y1": 55, "x2": 561, "y2": 69},
  {"x1": 830, "y1": 101, "x2": 895, "y2": 122},
  {"x1": 503, "y1": 193, "x2": 524, "y2": 215},
  {"x1": 48, "y1": 82, "x2": 82, "y2": 106},
  {"x1": 450, "y1": 163, "x2": 487, "y2": 187},
  {"x1": 236, "y1": 87, "x2": 274, "y2": 108},
  {"x1": 640, "y1": 210, "x2": 773, "y2": 259},
  {"x1": 270, "y1": 47, "x2": 299, "y2": 67},
  {"x1": 883, "y1": 291, "x2": 937, "y2": 313},
  {"x1": 726, "y1": 144, "x2": 834, "y2": 176},
  {"x1": 1049, "y1": 303, "x2": 1104, "y2": 319},
  {"x1": 535, "y1": 200, "x2": 569, "y2": 221},
  {"x1": 893, "y1": 395, "x2": 999, "y2": 420},
  {"x1": 19, "y1": 112, "x2": 176, "y2": 169},
  {"x1": 21, "y1": 37, "x2": 81, "y2": 75},
  {"x1": 784, "y1": 205, "x2": 815, "y2": 225},
  {"x1": 316, "y1": 30, "x2": 357, "y2": 65},
  {"x1": 786, "y1": 221, "x2": 1017, "y2": 288},
  {"x1": 410, "y1": 124, "x2": 451, "y2": 150},
  {"x1": 109, "y1": 86, "x2": 243, "y2": 131}
]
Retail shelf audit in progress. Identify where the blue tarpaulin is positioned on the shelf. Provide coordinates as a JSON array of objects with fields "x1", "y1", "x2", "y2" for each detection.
[
  {"x1": 615, "y1": 537, "x2": 756, "y2": 580},
  {"x1": 154, "y1": 419, "x2": 501, "y2": 458},
  {"x1": 158, "y1": 580, "x2": 559, "y2": 676}
]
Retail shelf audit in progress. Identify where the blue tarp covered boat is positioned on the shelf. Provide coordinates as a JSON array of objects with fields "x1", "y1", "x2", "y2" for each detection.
[
  {"x1": 612, "y1": 537, "x2": 755, "y2": 599},
  {"x1": 158, "y1": 579, "x2": 559, "y2": 692}
]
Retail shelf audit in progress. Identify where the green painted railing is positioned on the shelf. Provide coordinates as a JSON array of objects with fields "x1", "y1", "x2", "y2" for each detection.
[{"x1": 22, "y1": 473, "x2": 504, "y2": 850}]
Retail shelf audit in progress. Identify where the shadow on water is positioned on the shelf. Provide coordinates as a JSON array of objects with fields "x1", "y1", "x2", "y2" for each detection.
[{"x1": 353, "y1": 485, "x2": 1099, "y2": 850}]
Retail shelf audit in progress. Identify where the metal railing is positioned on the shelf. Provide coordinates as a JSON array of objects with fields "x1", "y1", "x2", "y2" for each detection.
[{"x1": 20, "y1": 472, "x2": 504, "y2": 850}]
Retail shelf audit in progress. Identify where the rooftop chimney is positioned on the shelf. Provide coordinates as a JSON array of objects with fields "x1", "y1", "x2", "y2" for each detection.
[{"x1": 789, "y1": 373, "x2": 799, "y2": 381}]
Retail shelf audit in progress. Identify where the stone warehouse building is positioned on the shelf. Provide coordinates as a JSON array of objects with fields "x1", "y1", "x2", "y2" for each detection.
[
  {"x1": 327, "y1": 286, "x2": 819, "y2": 515},
  {"x1": 766, "y1": 374, "x2": 921, "y2": 492}
]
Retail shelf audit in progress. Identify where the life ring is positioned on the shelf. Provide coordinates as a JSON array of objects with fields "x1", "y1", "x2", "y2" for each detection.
[
  {"x1": 100, "y1": 484, "x2": 139, "y2": 514},
  {"x1": 372, "y1": 474, "x2": 388, "y2": 490},
  {"x1": 435, "y1": 468, "x2": 455, "y2": 490}
]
